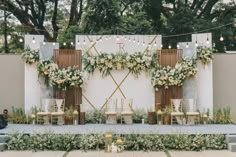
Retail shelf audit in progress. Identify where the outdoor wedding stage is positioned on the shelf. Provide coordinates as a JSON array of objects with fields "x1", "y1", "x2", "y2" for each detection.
[{"x1": 1, "y1": 33, "x2": 236, "y2": 152}]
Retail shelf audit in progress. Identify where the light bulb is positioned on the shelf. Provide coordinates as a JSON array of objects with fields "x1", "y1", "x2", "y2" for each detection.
[
  {"x1": 83, "y1": 40, "x2": 86, "y2": 45},
  {"x1": 186, "y1": 43, "x2": 189, "y2": 48},
  {"x1": 206, "y1": 38, "x2": 210, "y2": 44},
  {"x1": 19, "y1": 38, "x2": 23, "y2": 43},
  {"x1": 124, "y1": 36, "x2": 127, "y2": 41},
  {"x1": 154, "y1": 41, "x2": 157, "y2": 47},
  {"x1": 142, "y1": 42, "x2": 145, "y2": 46},
  {"x1": 148, "y1": 43, "x2": 151, "y2": 47},
  {"x1": 195, "y1": 41, "x2": 198, "y2": 47},
  {"x1": 99, "y1": 38, "x2": 102, "y2": 42},
  {"x1": 53, "y1": 42, "x2": 56, "y2": 46},
  {"x1": 70, "y1": 42, "x2": 74, "y2": 45},
  {"x1": 133, "y1": 38, "x2": 136, "y2": 43},
  {"x1": 128, "y1": 37, "x2": 131, "y2": 42},
  {"x1": 7, "y1": 35, "x2": 11, "y2": 40},
  {"x1": 220, "y1": 36, "x2": 224, "y2": 41},
  {"x1": 137, "y1": 41, "x2": 140, "y2": 45},
  {"x1": 168, "y1": 44, "x2": 171, "y2": 49},
  {"x1": 177, "y1": 44, "x2": 180, "y2": 48},
  {"x1": 43, "y1": 41, "x2": 46, "y2": 45},
  {"x1": 32, "y1": 37, "x2": 36, "y2": 44},
  {"x1": 116, "y1": 36, "x2": 120, "y2": 41},
  {"x1": 161, "y1": 44, "x2": 163, "y2": 48},
  {"x1": 77, "y1": 40, "x2": 80, "y2": 45},
  {"x1": 63, "y1": 42, "x2": 66, "y2": 46}
]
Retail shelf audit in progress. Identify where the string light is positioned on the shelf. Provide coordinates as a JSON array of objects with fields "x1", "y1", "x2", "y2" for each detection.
[
  {"x1": 148, "y1": 43, "x2": 151, "y2": 47},
  {"x1": 70, "y1": 42, "x2": 74, "y2": 46},
  {"x1": 42, "y1": 41, "x2": 46, "y2": 45},
  {"x1": 63, "y1": 42, "x2": 66, "y2": 46},
  {"x1": 83, "y1": 39, "x2": 86, "y2": 45},
  {"x1": 77, "y1": 38, "x2": 80, "y2": 45},
  {"x1": 32, "y1": 37, "x2": 36, "y2": 44},
  {"x1": 128, "y1": 37, "x2": 131, "y2": 42},
  {"x1": 142, "y1": 41, "x2": 145, "y2": 46},
  {"x1": 161, "y1": 44, "x2": 163, "y2": 48},
  {"x1": 133, "y1": 36, "x2": 136, "y2": 43},
  {"x1": 53, "y1": 42, "x2": 56, "y2": 46},
  {"x1": 168, "y1": 44, "x2": 171, "y2": 49},
  {"x1": 177, "y1": 44, "x2": 180, "y2": 48},
  {"x1": 220, "y1": 35, "x2": 224, "y2": 41}
]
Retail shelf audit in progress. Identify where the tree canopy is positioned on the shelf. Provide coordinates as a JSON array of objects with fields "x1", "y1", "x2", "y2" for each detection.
[{"x1": 0, "y1": 0, "x2": 235, "y2": 53}]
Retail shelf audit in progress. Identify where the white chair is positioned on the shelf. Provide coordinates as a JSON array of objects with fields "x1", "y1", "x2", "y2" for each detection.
[
  {"x1": 185, "y1": 99, "x2": 200, "y2": 125},
  {"x1": 51, "y1": 99, "x2": 65, "y2": 125},
  {"x1": 121, "y1": 98, "x2": 134, "y2": 124},
  {"x1": 170, "y1": 99, "x2": 184, "y2": 125},
  {"x1": 37, "y1": 98, "x2": 52, "y2": 125},
  {"x1": 105, "y1": 98, "x2": 118, "y2": 124}
]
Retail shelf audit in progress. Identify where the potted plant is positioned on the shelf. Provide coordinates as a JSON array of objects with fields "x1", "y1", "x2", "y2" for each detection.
[
  {"x1": 162, "y1": 106, "x2": 172, "y2": 125},
  {"x1": 64, "y1": 106, "x2": 74, "y2": 125},
  {"x1": 148, "y1": 107, "x2": 157, "y2": 125}
]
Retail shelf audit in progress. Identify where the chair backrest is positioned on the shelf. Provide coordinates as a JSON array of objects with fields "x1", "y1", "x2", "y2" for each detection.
[
  {"x1": 54, "y1": 99, "x2": 65, "y2": 112},
  {"x1": 171, "y1": 99, "x2": 182, "y2": 112},
  {"x1": 106, "y1": 98, "x2": 117, "y2": 112},
  {"x1": 186, "y1": 99, "x2": 197, "y2": 112},
  {"x1": 41, "y1": 98, "x2": 52, "y2": 112},
  {"x1": 121, "y1": 98, "x2": 133, "y2": 112}
]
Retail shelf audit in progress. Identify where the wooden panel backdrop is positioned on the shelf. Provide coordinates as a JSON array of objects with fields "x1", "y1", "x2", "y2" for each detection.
[
  {"x1": 54, "y1": 49, "x2": 82, "y2": 109},
  {"x1": 155, "y1": 49, "x2": 183, "y2": 110}
]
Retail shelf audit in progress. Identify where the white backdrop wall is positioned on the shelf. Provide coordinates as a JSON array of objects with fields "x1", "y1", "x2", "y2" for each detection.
[{"x1": 76, "y1": 35, "x2": 162, "y2": 111}]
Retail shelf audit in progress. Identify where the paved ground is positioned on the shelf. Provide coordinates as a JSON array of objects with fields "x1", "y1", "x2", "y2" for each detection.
[
  {"x1": 0, "y1": 150, "x2": 235, "y2": 157},
  {"x1": 0, "y1": 124, "x2": 236, "y2": 134}
]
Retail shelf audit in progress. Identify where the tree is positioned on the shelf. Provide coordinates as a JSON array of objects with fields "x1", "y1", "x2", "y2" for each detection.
[{"x1": 0, "y1": 0, "x2": 84, "y2": 41}]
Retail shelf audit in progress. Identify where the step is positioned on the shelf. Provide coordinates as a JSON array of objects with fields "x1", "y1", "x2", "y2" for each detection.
[
  {"x1": 228, "y1": 143, "x2": 236, "y2": 152},
  {"x1": 0, "y1": 135, "x2": 9, "y2": 143},
  {"x1": 0, "y1": 143, "x2": 7, "y2": 152},
  {"x1": 226, "y1": 134, "x2": 236, "y2": 143}
]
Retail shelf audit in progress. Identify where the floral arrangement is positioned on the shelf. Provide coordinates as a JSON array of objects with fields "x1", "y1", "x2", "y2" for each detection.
[
  {"x1": 37, "y1": 59, "x2": 58, "y2": 86},
  {"x1": 49, "y1": 66, "x2": 83, "y2": 90},
  {"x1": 37, "y1": 59, "x2": 58, "y2": 77},
  {"x1": 21, "y1": 48, "x2": 39, "y2": 64},
  {"x1": 197, "y1": 46, "x2": 214, "y2": 64},
  {"x1": 151, "y1": 57, "x2": 197, "y2": 90},
  {"x1": 83, "y1": 52, "x2": 157, "y2": 77}
]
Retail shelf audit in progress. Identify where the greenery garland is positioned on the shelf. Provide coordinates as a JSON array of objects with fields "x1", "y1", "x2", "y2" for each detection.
[
  {"x1": 7, "y1": 133, "x2": 226, "y2": 151},
  {"x1": 22, "y1": 46, "x2": 214, "y2": 90},
  {"x1": 83, "y1": 52, "x2": 157, "y2": 77}
]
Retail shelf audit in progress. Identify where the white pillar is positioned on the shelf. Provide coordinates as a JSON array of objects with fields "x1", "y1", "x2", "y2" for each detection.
[
  {"x1": 24, "y1": 35, "x2": 44, "y2": 115},
  {"x1": 192, "y1": 33, "x2": 213, "y2": 116}
]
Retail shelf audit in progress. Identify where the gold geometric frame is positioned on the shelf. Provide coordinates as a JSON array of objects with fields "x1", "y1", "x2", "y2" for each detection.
[{"x1": 81, "y1": 35, "x2": 159, "y2": 111}]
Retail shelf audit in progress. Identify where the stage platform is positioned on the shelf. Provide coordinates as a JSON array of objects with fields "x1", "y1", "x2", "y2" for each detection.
[{"x1": 0, "y1": 124, "x2": 236, "y2": 135}]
